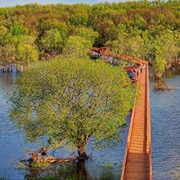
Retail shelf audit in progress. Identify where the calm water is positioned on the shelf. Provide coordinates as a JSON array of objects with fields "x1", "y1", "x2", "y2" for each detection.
[
  {"x1": 0, "y1": 69, "x2": 180, "y2": 180},
  {"x1": 151, "y1": 68, "x2": 180, "y2": 180}
]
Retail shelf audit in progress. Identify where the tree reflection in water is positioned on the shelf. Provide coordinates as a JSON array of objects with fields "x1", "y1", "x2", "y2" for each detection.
[
  {"x1": 23, "y1": 160, "x2": 117, "y2": 180},
  {"x1": 153, "y1": 79, "x2": 173, "y2": 91}
]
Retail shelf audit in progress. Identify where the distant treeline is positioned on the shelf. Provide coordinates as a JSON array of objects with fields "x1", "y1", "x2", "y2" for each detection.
[{"x1": 0, "y1": 0, "x2": 179, "y2": 75}]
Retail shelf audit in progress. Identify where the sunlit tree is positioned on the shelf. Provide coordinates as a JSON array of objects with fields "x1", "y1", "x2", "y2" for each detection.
[
  {"x1": 74, "y1": 27, "x2": 99, "y2": 44},
  {"x1": 10, "y1": 57, "x2": 134, "y2": 159},
  {"x1": 62, "y1": 36, "x2": 92, "y2": 59},
  {"x1": 39, "y1": 28, "x2": 63, "y2": 54}
]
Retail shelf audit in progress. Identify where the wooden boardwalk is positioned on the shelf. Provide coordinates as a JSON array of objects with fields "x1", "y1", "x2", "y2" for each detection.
[{"x1": 121, "y1": 64, "x2": 152, "y2": 180}]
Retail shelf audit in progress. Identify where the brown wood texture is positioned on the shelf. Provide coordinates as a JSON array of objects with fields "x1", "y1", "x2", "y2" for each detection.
[{"x1": 121, "y1": 64, "x2": 152, "y2": 180}]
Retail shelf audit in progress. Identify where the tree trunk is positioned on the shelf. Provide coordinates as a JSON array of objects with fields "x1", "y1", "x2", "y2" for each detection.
[
  {"x1": 76, "y1": 159, "x2": 89, "y2": 179},
  {"x1": 78, "y1": 146, "x2": 88, "y2": 159}
]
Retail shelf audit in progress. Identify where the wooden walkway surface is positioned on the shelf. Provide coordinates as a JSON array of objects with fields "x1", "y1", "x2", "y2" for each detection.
[{"x1": 121, "y1": 64, "x2": 152, "y2": 180}]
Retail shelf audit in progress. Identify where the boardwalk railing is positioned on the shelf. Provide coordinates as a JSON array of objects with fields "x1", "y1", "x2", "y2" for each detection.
[
  {"x1": 146, "y1": 65, "x2": 152, "y2": 179},
  {"x1": 121, "y1": 63, "x2": 152, "y2": 180}
]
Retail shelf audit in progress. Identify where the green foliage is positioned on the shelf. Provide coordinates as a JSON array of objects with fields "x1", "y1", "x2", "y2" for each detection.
[
  {"x1": 68, "y1": 4, "x2": 90, "y2": 26},
  {"x1": 3, "y1": 33, "x2": 18, "y2": 45},
  {"x1": 74, "y1": 27, "x2": 99, "y2": 44},
  {"x1": 0, "y1": 44, "x2": 16, "y2": 64},
  {"x1": 9, "y1": 25, "x2": 28, "y2": 36},
  {"x1": 0, "y1": 26, "x2": 7, "y2": 43},
  {"x1": 108, "y1": 25, "x2": 145, "y2": 59},
  {"x1": 57, "y1": 22, "x2": 69, "y2": 42},
  {"x1": 69, "y1": 12, "x2": 88, "y2": 26},
  {"x1": 110, "y1": 34, "x2": 144, "y2": 59},
  {"x1": 39, "y1": 28, "x2": 63, "y2": 54},
  {"x1": 0, "y1": 1, "x2": 179, "y2": 73},
  {"x1": 10, "y1": 57, "x2": 134, "y2": 156},
  {"x1": 16, "y1": 42, "x2": 39, "y2": 65},
  {"x1": 151, "y1": 30, "x2": 179, "y2": 73},
  {"x1": 62, "y1": 36, "x2": 92, "y2": 59},
  {"x1": 0, "y1": 35, "x2": 38, "y2": 65},
  {"x1": 21, "y1": 36, "x2": 38, "y2": 65},
  {"x1": 153, "y1": 55, "x2": 166, "y2": 73}
]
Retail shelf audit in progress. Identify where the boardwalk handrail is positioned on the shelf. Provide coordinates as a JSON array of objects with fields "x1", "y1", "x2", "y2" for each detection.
[
  {"x1": 146, "y1": 65, "x2": 152, "y2": 180},
  {"x1": 91, "y1": 47, "x2": 147, "y2": 66}
]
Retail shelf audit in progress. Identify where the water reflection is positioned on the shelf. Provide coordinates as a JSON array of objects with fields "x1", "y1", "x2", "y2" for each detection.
[
  {"x1": 0, "y1": 73, "x2": 17, "y2": 86},
  {"x1": 153, "y1": 79, "x2": 173, "y2": 91},
  {"x1": 23, "y1": 160, "x2": 118, "y2": 180},
  {"x1": 163, "y1": 66, "x2": 180, "y2": 78}
]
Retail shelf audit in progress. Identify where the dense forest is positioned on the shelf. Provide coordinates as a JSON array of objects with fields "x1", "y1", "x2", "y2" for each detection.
[{"x1": 0, "y1": 0, "x2": 180, "y2": 77}]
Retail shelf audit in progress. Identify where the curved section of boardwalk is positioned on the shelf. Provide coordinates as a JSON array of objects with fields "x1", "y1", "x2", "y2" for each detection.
[{"x1": 121, "y1": 64, "x2": 152, "y2": 180}]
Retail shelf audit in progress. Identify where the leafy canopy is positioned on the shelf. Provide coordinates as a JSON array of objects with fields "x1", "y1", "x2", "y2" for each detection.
[
  {"x1": 10, "y1": 57, "x2": 135, "y2": 155},
  {"x1": 62, "y1": 36, "x2": 92, "y2": 59}
]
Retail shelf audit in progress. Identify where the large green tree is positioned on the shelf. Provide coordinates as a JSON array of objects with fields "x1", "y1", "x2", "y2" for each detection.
[
  {"x1": 74, "y1": 27, "x2": 99, "y2": 44},
  {"x1": 151, "y1": 30, "x2": 179, "y2": 78},
  {"x1": 62, "y1": 35, "x2": 92, "y2": 59},
  {"x1": 10, "y1": 57, "x2": 134, "y2": 159},
  {"x1": 39, "y1": 28, "x2": 63, "y2": 54},
  {"x1": 16, "y1": 35, "x2": 39, "y2": 66}
]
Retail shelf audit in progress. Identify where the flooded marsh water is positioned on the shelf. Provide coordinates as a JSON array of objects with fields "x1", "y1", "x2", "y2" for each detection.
[{"x1": 0, "y1": 68, "x2": 180, "y2": 180}]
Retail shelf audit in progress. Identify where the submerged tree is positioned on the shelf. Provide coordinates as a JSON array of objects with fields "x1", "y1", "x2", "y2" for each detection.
[{"x1": 10, "y1": 57, "x2": 135, "y2": 159}]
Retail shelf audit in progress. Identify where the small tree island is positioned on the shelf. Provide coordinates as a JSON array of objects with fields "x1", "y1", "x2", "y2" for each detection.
[{"x1": 10, "y1": 57, "x2": 135, "y2": 166}]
